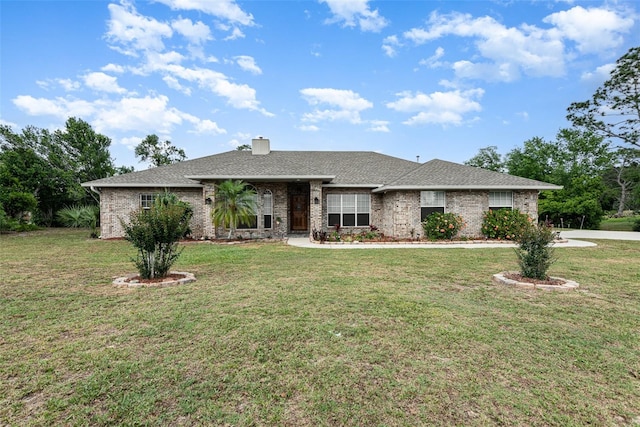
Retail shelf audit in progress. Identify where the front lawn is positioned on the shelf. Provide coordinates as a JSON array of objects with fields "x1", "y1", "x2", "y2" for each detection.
[
  {"x1": 600, "y1": 215, "x2": 640, "y2": 231},
  {"x1": 1, "y1": 229, "x2": 639, "y2": 426}
]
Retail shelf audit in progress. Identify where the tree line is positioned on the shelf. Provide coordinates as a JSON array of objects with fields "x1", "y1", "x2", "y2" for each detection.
[
  {"x1": 465, "y1": 46, "x2": 639, "y2": 229},
  {"x1": 0, "y1": 118, "x2": 185, "y2": 229}
]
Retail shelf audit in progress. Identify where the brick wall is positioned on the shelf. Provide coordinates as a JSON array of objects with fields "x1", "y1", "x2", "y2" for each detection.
[
  {"x1": 99, "y1": 187, "x2": 205, "y2": 239},
  {"x1": 379, "y1": 189, "x2": 540, "y2": 239}
]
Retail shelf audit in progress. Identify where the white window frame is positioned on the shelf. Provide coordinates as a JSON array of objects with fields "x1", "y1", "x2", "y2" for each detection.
[
  {"x1": 489, "y1": 191, "x2": 513, "y2": 209},
  {"x1": 327, "y1": 194, "x2": 370, "y2": 227},
  {"x1": 420, "y1": 191, "x2": 445, "y2": 221},
  {"x1": 263, "y1": 190, "x2": 273, "y2": 229},
  {"x1": 140, "y1": 193, "x2": 156, "y2": 210}
]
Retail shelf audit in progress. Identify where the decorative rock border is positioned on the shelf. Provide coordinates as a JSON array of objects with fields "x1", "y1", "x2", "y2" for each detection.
[
  {"x1": 492, "y1": 272, "x2": 579, "y2": 291},
  {"x1": 113, "y1": 271, "x2": 196, "y2": 289}
]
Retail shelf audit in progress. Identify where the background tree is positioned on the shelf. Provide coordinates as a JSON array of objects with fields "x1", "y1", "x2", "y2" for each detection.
[
  {"x1": 464, "y1": 145, "x2": 504, "y2": 172},
  {"x1": 135, "y1": 134, "x2": 186, "y2": 167},
  {"x1": 0, "y1": 118, "x2": 122, "y2": 225},
  {"x1": 602, "y1": 148, "x2": 640, "y2": 215},
  {"x1": 504, "y1": 130, "x2": 613, "y2": 229},
  {"x1": 236, "y1": 144, "x2": 251, "y2": 151},
  {"x1": 211, "y1": 180, "x2": 257, "y2": 239},
  {"x1": 567, "y1": 46, "x2": 640, "y2": 149},
  {"x1": 504, "y1": 137, "x2": 561, "y2": 182}
]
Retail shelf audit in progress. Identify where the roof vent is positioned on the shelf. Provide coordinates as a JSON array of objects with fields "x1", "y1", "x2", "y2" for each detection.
[{"x1": 252, "y1": 137, "x2": 270, "y2": 155}]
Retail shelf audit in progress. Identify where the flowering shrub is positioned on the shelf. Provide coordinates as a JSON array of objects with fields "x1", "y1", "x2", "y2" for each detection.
[
  {"x1": 515, "y1": 223, "x2": 557, "y2": 280},
  {"x1": 482, "y1": 208, "x2": 532, "y2": 240},
  {"x1": 422, "y1": 212, "x2": 465, "y2": 240}
]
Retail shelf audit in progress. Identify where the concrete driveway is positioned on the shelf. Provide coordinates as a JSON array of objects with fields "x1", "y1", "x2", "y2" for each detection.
[{"x1": 559, "y1": 230, "x2": 640, "y2": 241}]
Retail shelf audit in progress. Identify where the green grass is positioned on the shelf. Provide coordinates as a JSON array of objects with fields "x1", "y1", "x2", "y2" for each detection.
[
  {"x1": 1, "y1": 229, "x2": 639, "y2": 426},
  {"x1": 600, "y1": 215, "x2": 639, "y2": 231}
]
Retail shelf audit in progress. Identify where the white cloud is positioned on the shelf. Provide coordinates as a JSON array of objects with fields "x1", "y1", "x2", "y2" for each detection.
[
  {"x1": 188, "y1": 118, "x2": 226, "y2": 135},
  {"x1": 320, "y1": 0, "x2": 388, "y2": 32},
  {"x1": 154, "y1": 0, "x2": 254, "y2": 26},
  {"x1": 301, "y1": 88, "x2": 373, "y2": 111},
  {"x1": 403, "y1": 12, "x2": 566, "y2": 81},
  {"x1": 581, "y1": 62, "x2": 615, "y2": 82},
  {"x1": 382, "y1": 35, "x2": 400, "y2": 57},
  {"x1": 161, "y1": 64, "x2": 272, "y2": 115},
  {"x1": 299, "y1": 125, "x2": 320, "y2": 132},
  {"x1": 120, "y1": 136, "x2": 143, "y2": 149},
  {"x1": 543, "y1": 6, "x2": 634, "y2": 53},
  {"x1": 234, "y1": 55, "x2": 262, "y2": 75},
  {"x1": 0, "y1": 118, "x2": 19, "y2": 129},
  {"x1": 105, "y1": 2, "x2": 173, "y2": 55},
  {"x1": 300, "y1": 88, "x2": 375, "y2": 126},
  {"x1": 83, "y1": 72, "x2": 127, "y2": 94},
  {"x1": 171, "y1": 17, "x2": 212, "y2": 44},
  {"x1": 13, "y1": 95, "x2": 96, "y2": 119},
  {"x1": 386, "y1": 88, "x2": 484, "y2": 126},
  {"x1": 399, "y1": 7, "x2": 634, "y2": 82},
  {"x1": 101, "y1": 63, "x2": 125, "y2": 73},
  {"x1": 13, "y1": 93, "x2": 225, "y2": 137},
  {"x1": 419, "y1": 47, "x2": 445, "y2": 69},
  {"x1": 368, "y1": 120, "x2": 390, "y2": 132},
  {"x1": 37, "y1": 78, "x2": 81, "y2": 92},
  {"x1": 92, "y1": 95, "x2": 185, "y2": 134},
  {"x1": 163, "y1": 75, "x2": 192, "y2": 95},
  {"x1": 223, "y1": 26, "x2": 245, "y2": 41}
]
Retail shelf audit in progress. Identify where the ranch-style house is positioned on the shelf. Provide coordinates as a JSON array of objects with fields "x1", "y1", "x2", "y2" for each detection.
[{"x1": 82, "y1": 138, "x2": 561, "y2": 240}]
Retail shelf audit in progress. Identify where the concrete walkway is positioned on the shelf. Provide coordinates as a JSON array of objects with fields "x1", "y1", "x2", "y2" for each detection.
[{"x1": 287, "y1": 236, "x2": 598, "y2": 249}]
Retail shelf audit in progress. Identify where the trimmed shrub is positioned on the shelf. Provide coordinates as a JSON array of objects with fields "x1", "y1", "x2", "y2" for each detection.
[
  {"x1": 422, "y1": 212, "x2": 465, "y2": 240},
  {"x1": 633, "y1": 218, "x2": 640, "y2": 232},
  {"x1": 482, "y1": 208, "x2": 531, "y2": 240},
  {"x1": 120, "y1": 194, "x2": 192, "y2": 279},
  {"x1": 514, "y1": 223, "x2": 557, "y2": 280}
]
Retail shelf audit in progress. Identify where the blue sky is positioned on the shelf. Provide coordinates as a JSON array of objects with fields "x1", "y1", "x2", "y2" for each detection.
[{"x1": 1, "y1": 0, "x2": 638, "y2": 170}]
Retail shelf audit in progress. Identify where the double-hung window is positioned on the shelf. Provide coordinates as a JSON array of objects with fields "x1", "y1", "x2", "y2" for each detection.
[
  {"x1": 140, "y1": 193, "x2": 156, "y2": 210},
  {"x1": 489, "y1": 191, "x2": 513, "y2": 210},
  {"x1": 263, "y1": 190, "x2": 273, "y2": 229},
  {"x1": 327, "y1": 194, "x2": 370, "y2": 227},
  {"x1": 420, "y1": 191, "x2": 445, "y2": 221}
]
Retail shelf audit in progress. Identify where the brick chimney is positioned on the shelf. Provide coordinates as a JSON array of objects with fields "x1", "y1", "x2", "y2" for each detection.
[{"x1": 252, "y1": 137, "x2": 270, "y2": 155}]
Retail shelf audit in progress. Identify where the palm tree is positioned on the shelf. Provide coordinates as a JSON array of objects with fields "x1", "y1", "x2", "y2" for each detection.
[{"x1": 211, "y1": 180, "x2": 257, "y2": 238}]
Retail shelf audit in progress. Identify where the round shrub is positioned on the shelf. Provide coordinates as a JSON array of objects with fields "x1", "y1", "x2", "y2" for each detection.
[
  {"x1": 482, "y1": 208, "x2": 532, "y2": 240},
  {"x1": 422, "y1": 212, "x2": 465, "y2": 240}
]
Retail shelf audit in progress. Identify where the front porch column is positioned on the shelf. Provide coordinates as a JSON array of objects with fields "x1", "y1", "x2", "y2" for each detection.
[{"x1": 309, "y1": 180, "x2": 323, "y2": 237}]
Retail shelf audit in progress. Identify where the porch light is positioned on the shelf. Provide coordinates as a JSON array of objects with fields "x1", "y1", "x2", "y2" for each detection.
[
  {"x1": 205, "y1": 197, "x2": 212, "y2": 205},
  {"x1": 314, "y1": 197, "x2": 319, "y2": 204}
]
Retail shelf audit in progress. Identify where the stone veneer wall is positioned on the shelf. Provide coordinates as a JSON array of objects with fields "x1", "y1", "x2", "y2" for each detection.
[{"x1": 98, "y1": 187, "x2": 205, "y2": 239}]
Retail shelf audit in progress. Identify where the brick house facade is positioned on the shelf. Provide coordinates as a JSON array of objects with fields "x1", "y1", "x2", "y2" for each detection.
[{"x1": 83, "y1": 139, "x2": 559, "y2": 240}]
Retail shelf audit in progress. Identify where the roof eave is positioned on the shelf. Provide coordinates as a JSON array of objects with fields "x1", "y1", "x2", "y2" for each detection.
[
  {"x1": 81, "y1": 183, "x2": 203, "y2": 188},
  {"x1": 322, "y1": 183, "x2": 382, "y2": 188},
  {"x1": 372, "y1": 184, "x2": 563, "y2": 193},
  {"x1": 184, "y1": 175, "x2": 336, "y2": 181}
]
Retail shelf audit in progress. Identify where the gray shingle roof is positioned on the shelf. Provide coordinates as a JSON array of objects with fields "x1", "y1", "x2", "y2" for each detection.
[
  {"x1": 81, "y1": 150, "x2": 561, "y2": 190},
  {"x1": 374, "y1": 159, "x2": 561, "y2": 191}
]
